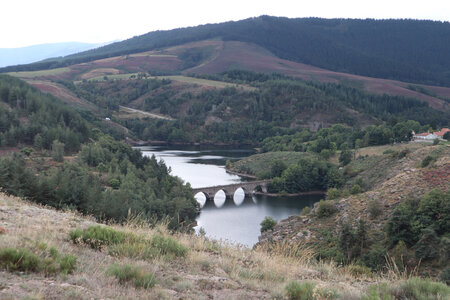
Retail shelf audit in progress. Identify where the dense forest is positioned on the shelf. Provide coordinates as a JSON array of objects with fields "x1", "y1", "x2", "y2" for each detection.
[
  {"x1": 66, "y1": 71, "x2": 449, "y2": 145},
  {"x1": 3, "y1": 17, "x2": 450, "y2": 86},
  {"x1": 0, "y1": 75, "x2": 198, "y2": 229}
]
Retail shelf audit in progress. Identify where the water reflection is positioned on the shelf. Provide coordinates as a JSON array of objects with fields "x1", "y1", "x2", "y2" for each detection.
[
  {"x1": 233, "y1": 188, "x2": 245, "y2": 206},
  {"x1": 139, "y1": 145, "x2": 322, "y2": 247}
]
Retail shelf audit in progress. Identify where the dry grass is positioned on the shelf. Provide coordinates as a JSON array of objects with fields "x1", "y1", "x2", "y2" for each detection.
[
  {"x1": 1, "y1": 192, "x2": 441, "y2": 299},
  {"x1": 155, "y1": 75, "x2": 256, "y2": 90},
  {"x1": 7, "y1": 67, "x2": 70, "y2": 78}
]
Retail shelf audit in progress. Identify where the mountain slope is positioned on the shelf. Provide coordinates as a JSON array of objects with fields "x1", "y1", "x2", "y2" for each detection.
[
  {"x1": 7, "y1": 40, "x2": 450, "y2": 111},
  {"x1": 3, "y1": 16, "x2": 450, "y2": 86}
]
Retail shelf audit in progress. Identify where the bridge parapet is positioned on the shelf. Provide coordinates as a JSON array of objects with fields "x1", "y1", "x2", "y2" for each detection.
[{"x1": 193, "y1": 180, "x2": 270, "y2": 200}]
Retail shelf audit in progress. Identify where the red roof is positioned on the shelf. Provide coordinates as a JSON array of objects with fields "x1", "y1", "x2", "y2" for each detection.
[{"x1": 434, "y1": 128, "x2": 450, "y2": 137}]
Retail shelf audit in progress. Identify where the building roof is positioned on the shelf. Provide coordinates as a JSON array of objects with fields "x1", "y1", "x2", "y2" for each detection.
[{"x1": 433, "y1": 128, "x2": 450, "y2": 137}]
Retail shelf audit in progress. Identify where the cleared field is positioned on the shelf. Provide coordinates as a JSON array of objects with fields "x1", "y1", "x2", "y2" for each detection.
[
  {"x1": 355, "y1": 142, "x2": 428, "y2": 157},
  {"x1": 79, "y1": 73, "x2": 141, "y2": 82},
  {"x1": 117, "y1": 105, "x2": 174, "y2": 120},
  {"x1": 155, "y1": 75, "x2": 255, "y2": 90},
  {"x1": 7, "y1": 67, "x2": 70, "y2": 78}
]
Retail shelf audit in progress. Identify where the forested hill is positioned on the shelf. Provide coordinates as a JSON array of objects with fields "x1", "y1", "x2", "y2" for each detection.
[{"x1": 2, "y1": 16, "x2": 450, "y2": 86}]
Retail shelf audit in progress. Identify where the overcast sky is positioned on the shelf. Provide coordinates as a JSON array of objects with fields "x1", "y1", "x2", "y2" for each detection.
[{"x1": 2, "y1": 0, "x2": 449, "y2": 48}]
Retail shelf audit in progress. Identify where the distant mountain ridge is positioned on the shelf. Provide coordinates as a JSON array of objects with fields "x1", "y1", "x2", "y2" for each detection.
[
  {"x1": 2, "y1": 16, "x2": 450, "y2": 86},
  {"x1": 0, "y1": 42, "x2": 105, "y2": 68}
]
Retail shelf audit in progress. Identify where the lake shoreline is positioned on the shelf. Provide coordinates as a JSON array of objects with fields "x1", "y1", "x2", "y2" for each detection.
[{"x1": 254, "y1": 191, "x2": 326, "y2": 197}]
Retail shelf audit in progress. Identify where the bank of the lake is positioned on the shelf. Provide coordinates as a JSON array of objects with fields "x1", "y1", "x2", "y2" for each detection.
[{"x1": 138, "y1": 145, "x2": 323, "y2": 247}]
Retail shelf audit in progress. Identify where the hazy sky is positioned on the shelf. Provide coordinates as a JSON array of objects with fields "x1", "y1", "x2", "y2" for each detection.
[{"x1": 2, "y1": 0, "x2": 449, "y2": 48}]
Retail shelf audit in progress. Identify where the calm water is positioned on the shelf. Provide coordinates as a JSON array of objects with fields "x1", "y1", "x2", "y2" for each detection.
[{"x1": 139, "y1": 145, "x2": 322, "y2": 247}]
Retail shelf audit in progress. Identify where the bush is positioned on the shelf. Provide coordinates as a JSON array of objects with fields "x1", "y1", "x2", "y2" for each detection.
[
  {"x1": 347, "y1": 264, "x2": 372, "y2": 277},
  {"x1": 326, "y1": 188, "x2": 341, "y2": 200},
  {"x1": 350, "y1": 184, "x2": 362, "y2": 195},
  {"x1": 368, "y1": 199, "x2": 383, "y2": 219},
  {"x1": 150, "y1": 234, "x2": 188, "y2": 258},
  {"x1": 300, "y1": 206, "x2": 311, "y2": 216},
  {"x1": 0, "y1": 247, "x2": 76, "y2": 275},
  {"x1": 107, "y1": 263, "x2": 157, "y2": 289},
  {"x1": 0, "y1": 248, "x2": 39, "y2": 272},
  {"x1": 398, "y1": 277, "x2": 450, "y2": 299},
  {"x1": 421, "y1": 155, "x2": 435, "y2": 167},
  {"x1": 362, "y1": 244, "x2": 387, "y2": 271},
  {"x1": 440, "y1": 267, "x2": 450, "y2": 285},
  {"x1": 69, "y1": 226, "x2": 131, "y2": 249},
  {"x1": 316, "y1": 200, "x2": 337, "y2": 218},
  {"x1": 260, "y1": 216, "x2": 277, "y2": 232},
  {"x1": 285, "y1": 281, "x2": 315, "y2": 300}
]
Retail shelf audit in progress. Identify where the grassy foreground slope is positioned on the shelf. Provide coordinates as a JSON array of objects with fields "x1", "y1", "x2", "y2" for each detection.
[{"x1": 1, "y1": 193, "x2": 449, "y2": 299}]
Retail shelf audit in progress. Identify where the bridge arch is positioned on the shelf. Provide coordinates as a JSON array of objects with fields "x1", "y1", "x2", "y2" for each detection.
[{"x1": 192, "y1": 180, "x2": 271, "y2": 202}]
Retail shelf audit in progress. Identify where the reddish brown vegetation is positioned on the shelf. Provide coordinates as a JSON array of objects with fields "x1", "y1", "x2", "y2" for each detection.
[{"x1": 420, "y1": 164, "x2": 450, "y2": 191}]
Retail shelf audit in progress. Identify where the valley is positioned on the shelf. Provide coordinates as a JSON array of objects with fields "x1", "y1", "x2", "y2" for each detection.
[{"x1": 0, "y1": 16, "x2": 449, "y2": 299}]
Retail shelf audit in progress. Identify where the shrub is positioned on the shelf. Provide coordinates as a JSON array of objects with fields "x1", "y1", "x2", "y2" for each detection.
[
  {"x1": 260, "y1": 216, "x2": 277, "y2": 232},
  {"x1": 285, "y1": 281, "x2": 315, "y2": 300},
  {"x1": 300, "y1": 206, "x2": 311, "y2": 216},
  {"x1": 440, "y1": 267, "x2": 450, "y2": 285},
  {"x1": 368, "y1": 199, "x2": 383, "y2": 219},
  {"x1": 107, "y1": 263, "x2": 157, "y2": 289},
  {"x1": 347, "y1": 264, "x2": 372, "y2": 277},
  {"x1": 398, "y1": 277, "x2": 450, "y2": 299},
  {"x1": 150, "y1": 234, "x2": 188, "y2": 258},
  {"x1": 317, "y1": 200, "x2": 337, "y2": 218},
  {"x1": 69, "y1": 226, "x2": 131, "y2": 249},
  {"x1": 362, "y1": 244, "x2": 387, "y2": 271},
  {"x1": 326, "y1": 188, "x2": 341, "y2": 200},
  {"x1": 362, "y1": 283, "x2": 394, "y2": 300},
  {"x1": 20, "y1": 147, "x2": 33, "y2": 156},
  {"x1": 350, "y1": 184, "x2": 362, "y2": 195},
  {"x1": 108, "y1": 235, "x2": 188, "y2": 260},
  {"x1": 433, "y1": 138, "x2": 440, "y2": 145},
  {"x1": 0, "y1": 247, "x2": 76, "y2": 275},
  {"x1": 0, "y1": 248, "x2": 39, "y2": 272},
  {"x1": 313, "y1": 286, "x2": 339, "y2": 299},
  {"x1": 421, "y1": 155, "x2": 435, "y2": 167}
]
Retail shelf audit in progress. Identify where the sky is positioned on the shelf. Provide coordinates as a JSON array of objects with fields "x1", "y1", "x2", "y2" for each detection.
[{"x1": 2, "y1": 0, "x2": 449, "y2": 48}]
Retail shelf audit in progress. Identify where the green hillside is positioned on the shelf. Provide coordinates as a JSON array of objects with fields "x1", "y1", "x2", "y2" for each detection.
[
  {"x1": 0, "y1": 75, "x2": 198, "y2": 229},
  {"x1": 64, "y1": 71, "x2": 449, "y2": 145},
  {"x1": 3, "y1": 16, "x2": 450, "y2": 86}
]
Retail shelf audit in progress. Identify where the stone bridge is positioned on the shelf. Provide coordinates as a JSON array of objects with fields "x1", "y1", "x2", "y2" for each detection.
[{"x1": 192, "y1": 180, "x2": 271, "y2": 200}]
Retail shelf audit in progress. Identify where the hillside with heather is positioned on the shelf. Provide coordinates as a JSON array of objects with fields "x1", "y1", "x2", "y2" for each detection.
[{"x1": 3, "y1": 17, "x2": 450, "y2": 87}]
